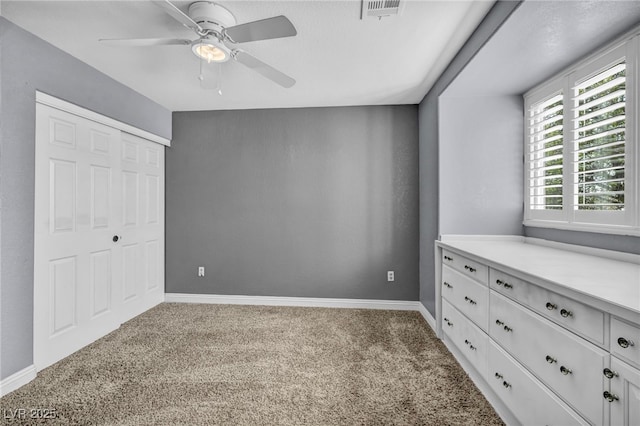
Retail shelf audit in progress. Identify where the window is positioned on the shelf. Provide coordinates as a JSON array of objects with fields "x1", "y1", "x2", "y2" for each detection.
[
  {"x1": 525, "y1": 40, "x2": 638, "y2": 235},
  {"x1": 528, "y1": 90, "x2": 564, "y2": 214}
]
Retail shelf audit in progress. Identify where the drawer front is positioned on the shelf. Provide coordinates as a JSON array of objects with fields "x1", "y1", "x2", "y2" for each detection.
[
  {"x1": 442, "y1": 266, "x2": 489, "y2": 332},
  {"x1": 611, "y1": 318, "x2": 640, "y2": 369},
  {"x1": 442, "y1": 299, "x2": 488, "y2": 377},
  {"x1": 488, "y1": 341, "x2": 588, "y2": 426},
  {"x1": 490, "y1": 269, "x2": 605, "y2": 346},
  {"x1": 442, "y1": 249, "x2": 488, "y2": 285},
  {"x1": 490, "y1": 290, "x2": 607, "y2": 424}
]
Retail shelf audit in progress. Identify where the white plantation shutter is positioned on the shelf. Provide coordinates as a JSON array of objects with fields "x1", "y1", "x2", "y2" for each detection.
[
  {"x1": 525, "y1": 38, "x2": 639, "y2": 233},
  {"x1": 528, "y1": 93, "x2": 564, "y2": 211},
  {"x1": 573, "y1": 62, "x2": 626, "y2": 211}
]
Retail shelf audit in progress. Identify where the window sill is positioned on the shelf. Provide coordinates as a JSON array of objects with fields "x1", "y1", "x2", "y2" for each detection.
[{"x1": 523, "y1": 219, "x2": 640, "y2": 237}]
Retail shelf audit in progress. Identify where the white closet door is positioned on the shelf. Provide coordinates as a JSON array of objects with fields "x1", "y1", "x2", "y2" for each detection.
[
  {"x1": 118, "y1": 132, "x2": 165, "y2": 322},
  {"x1": 34, "y1": 103, "x2": 164, "y2": 371}
]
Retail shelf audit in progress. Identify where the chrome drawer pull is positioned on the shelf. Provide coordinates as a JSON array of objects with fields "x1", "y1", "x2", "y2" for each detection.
[
  {"x1": 495, "y1": 319, "x2": 504, "y2": 326},
  {"x1": 603, "y1": 391, "x2": 619, "y2": 402},
  {"x1": 545, "y1": 302, "x2": 557, "y2": 311},
  {"x1": 443, "y1": 317, "x2": 453, "y2": 327},
  {"x1": 494, "y1": 372, "x2": 503, "y2": 380},
  {"x1": 464, "y1": 265, "x2": 476, "y2": 273},
  {"x1": 502, "y1": 381, "x2": 511, "y2": 389},
  {"x1": 560, "y1": 308, "x2": 573, "y2": 318},
  {"x1": 444, "y1": 255, "x2": 453, "y2": 261},
  {"x1": 503, "y1": 325, "x2": 513, "y2": 332},
  {"x1": 443, "y1": 282, "x2": 453, "y2": 289},
  {"x1": 463, "y1": 339, "x2": 476, "y2": 350},
  {"x1": 617, "y1": 337, "x2": 635, "y2": 348},
  {"x1": 560, "y1": 366, "x2": 572, "y2": 375},
  {"x1": 545, "y1": 355, "x2": 557, "y2": 364},
  {"x1": 464, "y1": 296, "x2": 477, "y2": 305},
  {"x1": 496, "y1": 279, "x2": 512, "y2": 289},
  {"x1": 603, "y1": 368, "x2": 618, "y2": 379}
]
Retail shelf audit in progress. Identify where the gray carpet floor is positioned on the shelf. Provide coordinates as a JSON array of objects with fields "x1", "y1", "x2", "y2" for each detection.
[{"x1": 0, "y1": 304, "x2": 503, "y2": 425}]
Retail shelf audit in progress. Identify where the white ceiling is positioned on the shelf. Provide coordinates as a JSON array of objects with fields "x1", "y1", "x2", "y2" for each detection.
[{"x1": 1, "y1": 0, "x2": 494, "y2": 112}]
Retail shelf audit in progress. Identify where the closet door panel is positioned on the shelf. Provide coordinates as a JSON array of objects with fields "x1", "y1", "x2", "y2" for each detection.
[
  {"x1": 34, "y1": 104, "x2": 122, "y2": 370},
  {"x1": 34, "y1": 102, "x2": 165, "y2": 370}
]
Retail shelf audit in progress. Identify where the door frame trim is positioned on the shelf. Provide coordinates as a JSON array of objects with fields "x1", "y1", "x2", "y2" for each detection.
[{"x1": 36, "y1": 91, "x2": 171, "y2": 147}]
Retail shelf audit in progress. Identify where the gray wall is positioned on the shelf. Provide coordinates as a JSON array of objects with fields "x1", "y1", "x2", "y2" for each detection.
[
  {"x1": 442, "y1": 0, "x2": 640, "y2": 256},
  {"x1": 438, "y1": 95, "x2": 523, "y2": 236},
  {"x1": 167, "y1": 106, "x2": 419, "y2": 301},
  {"x1": 0, "y1": 18, "x2": 171, "y2": 380},
  {"x1": 418, "y1": 94, "x2": 439, "y2": 314},
  {"x1": 419, "y1": 0, "x2": 640, "y2": 316},
  {"x1": 524, "y1": 227, "x2": 640, "y2": 255},
  {"x1": 418, "y1": 1, "x2": 522, "y2": 314}
]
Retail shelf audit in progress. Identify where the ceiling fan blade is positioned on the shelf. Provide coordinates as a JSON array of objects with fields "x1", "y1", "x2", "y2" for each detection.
[
  {"x1": 224, "y1": 16, "x2": 297, "y2": 44},
  {"x1": 99, "y1": 38, "x2": 192, "y2": 47},
  {"x1": 233, "y1": 50, "x2": 295, "y2": 88},
  {"x1": 152, "y1": 0, "x2": 204, "y2": 35}
]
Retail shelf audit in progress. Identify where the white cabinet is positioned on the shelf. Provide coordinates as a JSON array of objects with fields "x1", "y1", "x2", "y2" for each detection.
[
  {"x1": 608, "y1": 357, "x2": 640, "y2": 426},
  {"x1": 442, "y1": 249, "x2": 488, "y2": 284},
  {"x1": 608, "y1": 319, "x2": 640, "y2": 426},
  {"x1": 442, "y1": 299, "x2": 489, "y2": 376},
  {"x1": 490, "y1": 269, "x2": 606, "y2": 346},
  {"x1": 440, "y1": 247, "x2": 490, "y2": 381},
  {"x1": 436, "y1": 237, "x2": 640, "y2": 426},
  {"x1": 611, "y1": 318, "x2": 640, "y2": 368},
  {"x1": 442, "y1": 266, "x2": 489, "y2": 331},
  {"x1": 488, "y1": 341, "x2": 588, "y2": 426},
  {"x1": 490, "y1": 291, "x2": 607, "y2": 424}
]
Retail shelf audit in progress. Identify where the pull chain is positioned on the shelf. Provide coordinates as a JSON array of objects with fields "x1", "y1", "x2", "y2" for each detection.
[{"x1": 198, "y1": 59, "x2": 223, "y2": 95}]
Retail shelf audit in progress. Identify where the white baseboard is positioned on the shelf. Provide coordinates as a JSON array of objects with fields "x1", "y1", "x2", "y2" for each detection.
[
  {"x1": 417, "y1": 303, "x2": 436, "y2": 332},
  {"x1": 165, "y1": 293, "x2": 421, "y2": 311},
  {"x1": 0, "y1": 365, "x2": 36, "y2": 397}
]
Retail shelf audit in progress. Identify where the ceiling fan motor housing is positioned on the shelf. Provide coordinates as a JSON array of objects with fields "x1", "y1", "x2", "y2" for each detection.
[{"x1": 188, "y1": 2, "x2": 236, "y2": 34}]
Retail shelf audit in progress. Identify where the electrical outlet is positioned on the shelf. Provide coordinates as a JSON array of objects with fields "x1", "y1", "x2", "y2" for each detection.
[
  {"x1": 198, "y1": 266, "x2": 205, "y2": 277},
  {"x1": 387, "y1": 271, "x2": 394, "y2": 282}
]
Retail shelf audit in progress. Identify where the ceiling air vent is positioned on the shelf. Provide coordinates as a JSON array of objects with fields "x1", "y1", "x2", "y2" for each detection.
[{"x1": 361, "y1": 0, "x2": 403, "y2": 20}]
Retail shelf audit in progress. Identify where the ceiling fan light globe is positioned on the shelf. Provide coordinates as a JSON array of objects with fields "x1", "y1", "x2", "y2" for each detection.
[{"x1": 192, "y1": 41, "x2": 230, "y2": 63}]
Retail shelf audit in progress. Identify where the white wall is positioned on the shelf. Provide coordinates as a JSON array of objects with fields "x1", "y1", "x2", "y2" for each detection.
[{"x1": 438, "y1": 95, "x2": 523, "y2": 236}]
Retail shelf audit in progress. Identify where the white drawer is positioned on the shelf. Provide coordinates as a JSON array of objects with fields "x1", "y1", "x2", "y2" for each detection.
[
  {"x1": 442, "y1": 266, "x2": 489, "y2": 332},
  {"x1": 490, "y1": 269, "x2": 605, "y2": 346},
  {"x1": 490, "y1": 290, "x2": 608, "y2": 424},
  {"x1": 442, "y1": 249, "x2": 488, "y2": 285},
  {"x1": 488, "y1": 341, "x2": 588, "y2": 426},
  {"x1": 611, "y1": 318, "x2": 640, "y2": 369},
  {"x1": 442, "y1": 298, "x2": 488, "y2": 377}
]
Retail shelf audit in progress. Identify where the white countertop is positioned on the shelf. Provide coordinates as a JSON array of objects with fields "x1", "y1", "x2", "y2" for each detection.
[{"x1": 437, "y1": 237, "x2": 640, "y2": 320}]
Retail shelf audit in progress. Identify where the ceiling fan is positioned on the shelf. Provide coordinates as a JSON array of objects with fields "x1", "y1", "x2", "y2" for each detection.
[{"x1": 100, "y1": 1, "x2": 297, "y2": 88}]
